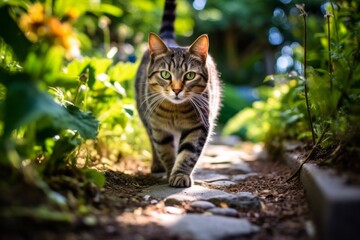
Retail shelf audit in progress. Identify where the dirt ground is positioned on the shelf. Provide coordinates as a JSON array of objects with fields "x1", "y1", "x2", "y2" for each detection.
[{"x1": 0, "y1": 147, "x2": 312, "y2": 240}]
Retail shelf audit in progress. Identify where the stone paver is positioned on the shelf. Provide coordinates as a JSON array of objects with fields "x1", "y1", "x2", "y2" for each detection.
[
  {"x1": 190, "y1": 200, "x2": 216, "y2": 210},
  {"x1": 207, "y1": 180, "x2": 237, "y2": 186},
  {"x1": 206, "y1": 207, "x2": 238, "y2": 217},
  {"x1": 142, "y1": 184, "x2": 232, "y2": 201},
  {"x1": 139, "y1": 144, "x2": 262, "y2": 239},
  {"x1": 153, "y1": 213, "x2": 259, "y2": 240}
]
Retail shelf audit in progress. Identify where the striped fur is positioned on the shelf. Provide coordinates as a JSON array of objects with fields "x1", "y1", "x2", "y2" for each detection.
[{"x1": 135, "y1": 0, "x2": 221, "y2": 187}]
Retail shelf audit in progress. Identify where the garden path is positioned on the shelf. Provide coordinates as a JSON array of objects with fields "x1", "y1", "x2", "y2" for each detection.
[{"x1": 109, "y1": 142, "x2": 312, "y2": 240}]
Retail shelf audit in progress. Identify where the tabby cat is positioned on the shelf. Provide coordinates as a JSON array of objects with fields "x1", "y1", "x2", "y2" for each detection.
[{"x1": 135, "y1": 0, "x2": 221, "y2": 187}]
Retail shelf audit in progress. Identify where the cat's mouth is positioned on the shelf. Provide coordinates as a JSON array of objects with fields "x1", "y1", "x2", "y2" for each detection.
[{"x1": 168, "y1": 95, "x2": 187, "y2": 104}]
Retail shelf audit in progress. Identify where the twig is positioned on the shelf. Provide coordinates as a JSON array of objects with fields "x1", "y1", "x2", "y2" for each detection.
[{"x1": 286, "y1": 124, "x2": 329, "y2": 182}]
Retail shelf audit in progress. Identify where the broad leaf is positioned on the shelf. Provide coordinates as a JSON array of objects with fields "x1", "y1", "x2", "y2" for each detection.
[
  {"x1": 0, "y1": 6, "x2": 32, "y2": 62},
  {"x1": 84, "y1": 168, "x2": 106, "y2": 188},
  {"x1": 2, "y1": 77, "x2": 98, "y2": 139},
  {"x1": 63, "y1": 104, "x2": 99, "y2": 139}
]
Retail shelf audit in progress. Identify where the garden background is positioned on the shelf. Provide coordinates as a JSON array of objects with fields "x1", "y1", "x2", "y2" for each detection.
[{"x1": 0, "y1": 0, "x2": 359, "y2": 237}]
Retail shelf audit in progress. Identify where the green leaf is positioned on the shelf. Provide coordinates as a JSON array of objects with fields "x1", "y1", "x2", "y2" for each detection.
[
  {"x1": 3, "y1": 78, "x2": 63, "y2": 138},
  {"x1": 64, "y1": 104, "x2": 99, "y2": 139},
  {"x1": 94, "y1": 3, "x2": 123, "y2": 17},
  {"x1": 0, "y1": 0, "x2": 30, "y2": 8},
  {"x1": 2, "y1": 76, "x2": 98, "y2": 139},
  {"x1": 54, "y1": 0, "x2": 88, "y2": 18},
  {"x1": 66, "y1": 58, "x2": 112, "y2": 89},
  {"x1": 49, "y1": 135, "x2": 81, "y2": 165},
  {"x1": 84, "y1": 168, "x2": 106, "y2": 188},
  {"x1": 108, "y1": 61, "x2": 139, "y2": 83},
  {"x1": 81, "y1": 63, "x2": 96, "y2": 89},
  {"x1": 1, "y1": 206, "x2": 74, "y2": 223},
  {"x1": 0, "y1": 6, "x2": 32, "y2": 62}
]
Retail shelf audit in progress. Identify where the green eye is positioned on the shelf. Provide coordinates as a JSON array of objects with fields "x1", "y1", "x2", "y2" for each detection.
[
  {"x1": 184, "y1": 71, "x2": 196, "y2": 80},
  {"x1": 160, "y1": 70, "x2": 171, "y2": 80}
]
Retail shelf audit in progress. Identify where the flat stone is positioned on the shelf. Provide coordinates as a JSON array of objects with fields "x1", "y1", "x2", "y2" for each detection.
[
  {"x1": 165, "y1": 196, "x2": 193, "y2": 206},
  {"x1": 141, "y1": 184, "x2": 231, "y2": 202},
  {"x1": 226, "y1": 163, "x2": 253, "y2": 174},
  {"x1": 154, "y1": 213, "x2": 259, "y2": 240},
  {"x1": 232, "y1": 173, "x2": 258, "y2": 182},
  {"x1": 206, "y1": 207, "x2": 238, "y2": 217},
  {"x1": 141, "y1": 185, "x2": 260, "y2": 210},
  {"x1": 207, "y1": 192, "x2": 261, "y2": 210},
  {"x1": 192, "y1": 169, "x2": 231, "y2": 182},
  {"x1": 201, "y1": 162, "x2": 253, "y2": 174},
  {"x1": 203, "y1": 145, "x2": 256, "y2": 162},
  {"x1": 190, "y1": 200, "x2": 216, "y2": 210},
  {"x1": 165, "y1": 206, "x2": 184, "y2": 215},
  {"x1": 208, "y1": 180, "x2": 237, "y2": 187}
]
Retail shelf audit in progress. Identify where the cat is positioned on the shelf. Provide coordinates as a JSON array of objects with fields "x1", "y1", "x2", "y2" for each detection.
[{"x1": 135, "y1": 0, "x2": 221, "y2": 187}]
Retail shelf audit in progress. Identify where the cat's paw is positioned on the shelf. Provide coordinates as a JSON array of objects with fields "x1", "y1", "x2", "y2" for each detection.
[{"x1": 169, "y1": 173, "x2": 192, "y2": 188}]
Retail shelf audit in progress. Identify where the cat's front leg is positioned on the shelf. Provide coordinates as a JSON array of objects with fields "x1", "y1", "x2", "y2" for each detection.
[
  {"x1": 169, "y1": 125, "x2": 208, "y2": 187},
  {"x1": 151, "y1": 128, "x2": 176, "y2": 177}
]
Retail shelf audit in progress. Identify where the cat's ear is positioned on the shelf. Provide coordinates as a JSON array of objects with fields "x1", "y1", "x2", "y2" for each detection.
[
  {"x1": 148, "y1": 32, "x2": 169, "y2": 56},
  {"x1": 189, "y1": 34, "x2": 208, "y2": 61}
]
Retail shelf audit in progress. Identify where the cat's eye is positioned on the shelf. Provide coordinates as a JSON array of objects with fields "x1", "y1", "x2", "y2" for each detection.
[
  {"x1": 184, "y1": 71, "x2": 196, "y2": 81},
  {"x1": 160, "y1": 70, "x2": 171, "y2": 80}
]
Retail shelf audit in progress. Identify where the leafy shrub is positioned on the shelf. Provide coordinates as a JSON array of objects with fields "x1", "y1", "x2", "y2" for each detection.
[
  {"x1": 223, "y1": 1, "x2": 360, "y2": 156},
  {"x1": 0, "y1": 0, "x2": 147, "y2": 221}
]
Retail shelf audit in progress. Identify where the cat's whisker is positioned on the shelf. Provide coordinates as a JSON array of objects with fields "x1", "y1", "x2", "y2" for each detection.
[
  {"x1": 139, "y1": 91, "x2": 162, "y2": 109},
  {"x1": 190, "y1": 98, "x2": 209, "y2": 129},
  {"x1": 191, "y1": 94, "x2": 210, "y2": 112},
  {"x1": 145, "y1": 95, "x2": 164, "y2": 116}
]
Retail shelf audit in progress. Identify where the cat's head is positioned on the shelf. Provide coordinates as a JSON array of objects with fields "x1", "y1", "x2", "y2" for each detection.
[{"x1": 147, "y1": 33, "x2": 209, "y2": 104}]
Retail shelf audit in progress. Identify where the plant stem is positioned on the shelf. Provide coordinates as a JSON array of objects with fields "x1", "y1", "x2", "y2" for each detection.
[
  {"x1": 73, "y1": 72, "x2": 88, "y2": 108},
  {"x1": 326, "y1": 14, "x2": 333, "y2": 90},
  {"x1": 301, "y1": 10, "x2": 316, "y2": 145}
]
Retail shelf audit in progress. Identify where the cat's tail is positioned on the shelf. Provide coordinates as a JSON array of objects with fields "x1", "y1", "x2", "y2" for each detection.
[{"x1": 159, "y1": 0, "x2": 176, "y2": 40}]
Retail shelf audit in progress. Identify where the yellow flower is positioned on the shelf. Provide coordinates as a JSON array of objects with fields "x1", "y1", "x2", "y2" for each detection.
[
  {"x1": 66, "y1": 9, "x2": 80, "y2": 21},
  {"x1": 19, "y1": 3, "x2": 46, "y2": 42},
  {"x1": 18, "y1": 3, "x2": 81, "y2": 58},
  {"x1": 48, "y1": 17, "x2": 80, "y2": 58},
  {"x1": 27, "y1": 3, "x2": 45, "y2": 23}
]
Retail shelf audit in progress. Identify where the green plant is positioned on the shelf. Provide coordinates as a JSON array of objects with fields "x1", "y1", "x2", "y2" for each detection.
[
  {"x1": 223, "y1": 1, "x2": 360, "y2": 161},
  {"x1": 0, "y1": 0, "x2": 142, "y2": 223}
]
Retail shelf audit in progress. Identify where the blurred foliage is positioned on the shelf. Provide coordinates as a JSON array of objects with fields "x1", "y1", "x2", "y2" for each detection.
[
  {"x1": 224, "y1": 0, "x2": 360, "y2": 158},
  {"x1": 0, "y1": 0, "x2": 152, "y2": 225},
  {"x1": 190, "y1": 0, "x2": 324, "y2": 124}
]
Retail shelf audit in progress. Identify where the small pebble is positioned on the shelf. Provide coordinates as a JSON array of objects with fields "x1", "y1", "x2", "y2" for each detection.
[
  {"x1": 190, "y1": 200, "x2": 216, "y2": 210},
  {"x1": 83, "y1": 215, "x2": 97, "y2": 226},
  {"x1": 207, "y1": 192, "x2": 261, "y2": 210},
  {"x1": 165, "y1": 206, "x2": 183, "y2": 215},
  {"x1": 207, "y1": 207, "x2": 238, "y2": 217},
  {"x1": 150, "y1": 199, "x2": 158, "y2": 204}
]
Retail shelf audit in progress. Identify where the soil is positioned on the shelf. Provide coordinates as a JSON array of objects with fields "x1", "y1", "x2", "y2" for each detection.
[
  {"x1": 0, "y1": 147, "x2": 312, "y2": 240},
  {"x1": 228, "y1": 160, "x2": 311, "y2": 240},
  {"x1": 286, "y1": 140, "x2": 360, "y2": 186}
]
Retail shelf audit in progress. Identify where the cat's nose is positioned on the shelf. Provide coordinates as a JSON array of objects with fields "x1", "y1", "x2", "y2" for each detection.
[{"x1": 173, "y1": 89, "x2": 182, "y2": 95}]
